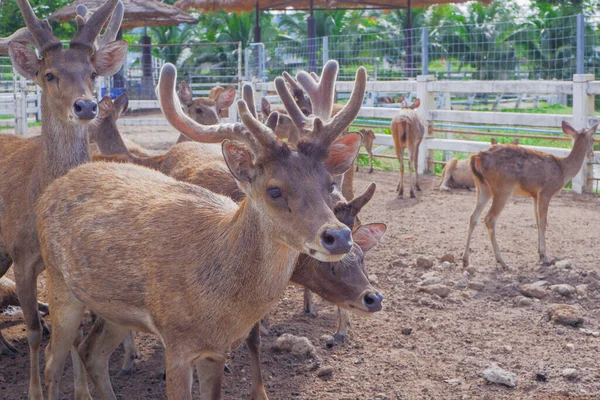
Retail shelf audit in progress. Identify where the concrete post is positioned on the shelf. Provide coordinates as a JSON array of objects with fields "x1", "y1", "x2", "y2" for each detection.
[
  {"x1": 571, "y1": 73, "x2": 594, "y2": 193},
  {"x1": 416, "y1": 74, "x2": 435, "y2": 174}
]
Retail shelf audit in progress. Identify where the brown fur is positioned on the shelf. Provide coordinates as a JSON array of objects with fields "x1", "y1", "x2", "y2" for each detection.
[
  {"x1": 0, "y1": 1, "x2": 126, "y2": 398},
  {"x1": 355, "y1": 128, "x2": 376, "y2": 173},
  {"x1": 38, "y1": 63, "x2": 366, "y2": 399},
  {"x1": 391, "y1": 99, "x2": 424, "y2": 198},
  {"x1": 463, "y1": 121, "x2": 598, "y2": 269}
]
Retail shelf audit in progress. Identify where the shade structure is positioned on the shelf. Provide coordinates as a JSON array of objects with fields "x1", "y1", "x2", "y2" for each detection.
[{"x1": 51, "y1": 0, "x2": 197, "y2": 29}]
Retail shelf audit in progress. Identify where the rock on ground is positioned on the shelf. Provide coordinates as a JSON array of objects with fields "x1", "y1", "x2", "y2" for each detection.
[
  {"x1": 562, "y1": 368, "x2": 579, "y2": 380},
  {"x1": 520, "y1": 281, "x2": 549, "y2": 299},
  {"x1": 440, "y1": 253, "x2": 455, "y2": 264},
  {"x1": 316, "y1": 366, "x2": 334, "y2": 378},
  {"x1": 514, "y1": 296, "x2": 533, "y2": 307},
  {"x1": 418, "y1": 283, "x2": 451, "y2": 298},
  {"x1": 273, "y1": 334, "x2": 316, "y2": 358},
  {"x1": 555, "y1": 259, "x2": 572, "y2": 269},
  {"x1": 416, "y1": 255, "x2": 434, "y2": 269},
  {"x1": 547, "y1": 304, "x2": 584, "y2": 327},
  {"x1": 482, "y1": 364, "x2": 518, "y2": 388},
  {"x1": 550, "y1": 284, "x2": 575, "y2": 297}
]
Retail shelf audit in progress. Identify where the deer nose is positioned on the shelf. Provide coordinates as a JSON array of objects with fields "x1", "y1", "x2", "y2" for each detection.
[
  {"x1": 363, "y1": 292, "x2": 383, "y2": 312},
  {"x1": 73, "y1": 99, "x2": 98, "y2": 120},
  {"x1": 320, "y1": 227, "x2": 352, "y2": 255}
]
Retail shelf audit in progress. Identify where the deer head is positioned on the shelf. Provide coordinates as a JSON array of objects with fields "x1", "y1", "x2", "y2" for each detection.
[
  {"x1": 6, "y1": 0, "x2": 127, "y2": 124},
  {"x1": 562, "y1": 121, "x2": 598, "y2": 159},
  {"x1": 89, "y1": 94, "x2": 130, "y2": 155},
  {"x1": 158, "y1": 62, "x2": 367, "y2": 261},
  {"x1": 291, "y1": 183, "x2": 387, "y2": 313},
  {"x1": 177, "y1": 81, "x2": 236, "y2": 125}
]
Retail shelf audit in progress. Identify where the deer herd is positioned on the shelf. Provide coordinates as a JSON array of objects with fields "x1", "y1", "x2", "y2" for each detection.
[{"x1": 0, "y1": 0, "x2": 597, "y2": 398}]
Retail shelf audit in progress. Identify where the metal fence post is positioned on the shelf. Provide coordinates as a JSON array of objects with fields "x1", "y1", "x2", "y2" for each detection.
[
  {"x1": 237, "y1": 42, "x2": 243, "y2": 89},
  {"x1": 571, "y1": 73, "x2": 594, "y2": 193},
  {"x1": 416, "y1": 74, "x2": 435, "y2": 174},
  {"x1": 576, "y1": 14, "x2": 584, "y2": 75},
  {"x1": 421, "y1": 27, "x2": 429, "y2": 76},
  {"x1": 322, "y1": 36, "x2": 329, "y2": 66}
]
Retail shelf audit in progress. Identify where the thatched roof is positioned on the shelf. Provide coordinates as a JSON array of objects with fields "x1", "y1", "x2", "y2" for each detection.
[
  {"x1": 51, "y1": 0, "x2": 197, "y2": 29},
  {"x1": 175, "y1": 0, "x2": 490, "y2": 12}
]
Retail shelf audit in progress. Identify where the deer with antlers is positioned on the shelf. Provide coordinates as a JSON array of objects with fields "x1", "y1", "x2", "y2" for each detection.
[
  {"x1": 37, "y1": 61, "x2": 366, "y2": 399},
  {"x1": 439, "y1": 139, "x2": 520, "y2": 192},
  {"x1": 391, "y1": 99, "x2": 424, "y2": 198},
  {"x1": 0, "y1": 1, "x2": 126, "y2": 397},
  {"x1": 463, "y1": 121, "x2": 598, "y2": 269}
]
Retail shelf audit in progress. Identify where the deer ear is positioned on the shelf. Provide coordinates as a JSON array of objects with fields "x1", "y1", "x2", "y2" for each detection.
[
  {"x1": 588, "y1": 123, "x2": 599, "y2": 136},
  {"x1": 562, "y1": 121, "x2": 578, "y2": 137},
  {"x1": 92, "y1": 40, "x2": 128, "y2": 77},
  {"x1": 261, "y1": 97, "x2": 271, "y2": 117},
  {"x1": 97, "y1": 96, "x2": 113, "y2": 119},
  {"x1": 353, "y1": 223, "x2": 386, "y2": 253},
  {"x1": 490, "y1": 138, "x2": 498, "y2": 145},
  {"x1": 113, "y1": 92, "x2": 129, "y2": 118},
  {"x1": 177, "y1": 81, "x2": 193, "y2": 107},
  {"x1": 512, "y1": 138, "x2": 520, "y2": 145},
  {"x1": 216, "y1": 86, "x2": 236, "y2": 111},
  {"x1": 222, "y1": 140, "x2": 254, "y2": 184},
  {"x1": 325, "y1": 132, "x2": 361, "y2": 176},
  {"x1": 8, "y1": 42, "x2": 39, "y2": 81},
  {"x1": 412, "y1": 98, "x2": 421, "y2": 109}
]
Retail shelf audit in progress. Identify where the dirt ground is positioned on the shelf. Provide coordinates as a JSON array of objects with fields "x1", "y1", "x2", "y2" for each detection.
[{"x1": 1, "y1": 124, "x2": 600, "y2": 399}]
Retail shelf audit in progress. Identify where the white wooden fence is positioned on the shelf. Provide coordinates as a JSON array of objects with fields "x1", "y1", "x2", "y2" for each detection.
[{"x1": 255, "y1": 74, "x2": 600, "y2": 194}]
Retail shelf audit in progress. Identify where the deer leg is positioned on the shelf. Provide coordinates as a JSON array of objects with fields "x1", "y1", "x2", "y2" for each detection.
[
  {"x1": 536, "y1": 195, "x2": 551, "y2": 265},
  {"x1": 463, "y1": 183, "x2": 492, "y2": 267},
  {"x1": 303, "y1": 288, "x2": 316, "y2": 316},
  {"x1": 408, "y1": 148, "x2": 416, "y2": 198},
  {"x1": 165, "y1": 352, "x2": 194, "y2": 400},
  {"x1": 79, "y1": 318, "x2": 129, "y2": 400},
  {"x1": 333, "y1": 307, "x2": 350, "y2": 343},
  {"x1": 396, "y1": 146, "x2": 405, "y2": 197},
  {"x1": 368, "y1": 150, "x2": 374, "y2": 173},
  {"x1": 484, "y1": 190, "x2": 512, "y2": 269},
  {"x1": 195, "y1": 354, "x2": 226, "y2": 400},
  {"x1": 71, "y1": 326, "x2": 93, "y2": 400},
  {"x1": 246, "y1": 323, "x2": 269, "y2": 400},
  {"x1": 44, "y1": 272, "x2": 86, "y2": 400},
  {"x1": 13, "y1": 258, "x2": 44, "y2": 400},
  {"x1": 413, "y1": 146, "x2": 421, "y2": 192},
  {"x1": 118, "y1": 330, "x2": 138, "y2": 376}
]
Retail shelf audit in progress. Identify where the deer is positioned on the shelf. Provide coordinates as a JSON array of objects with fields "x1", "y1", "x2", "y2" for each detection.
[
  {"x1": 0, "y1": 277, "x2": 49, "y2": 356},
  {"x1": 463, "y1": 121, "x2": 598, "y2": 270},
  {"x1": 355, "y1": 128, "x2": 376, "y2": 173},
  {"x1": 175, "y1": 80, "x2": 236, "y2": 143},
  {"x1": 439, "y1": 139, "x2": 520, "y2": 192},
  {"x1": 391, "y1": 98, "x2": 424, "y2": 198},
  {"x1": 36, "y1": 60, "x2": 366, "y2": 400},
  {"x1": 0, "y1": 0, "x2": 126, "y2": 398}
]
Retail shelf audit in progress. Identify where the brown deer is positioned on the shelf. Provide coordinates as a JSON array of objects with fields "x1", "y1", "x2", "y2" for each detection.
[
  {"x1": 391, "y1": 99, "x2": 424, "y2": 198},
  {"x1": 439, "y1": 139, "x2": 520, "y2": 192},
  {"x1": 463, "y1": 121, "x2": 598, "y2": 269},
  {"x1": 355, "y1": 128, "x2": 376, "y2": 173},
  {"x1": 37, "y1": 61, "x2": 366, "y2": 400},
  {"x1": 175, "y1": 81, "x2": 236, "y2": 143},
  {"x1": 0, "y1": 0, "x2": 126, "y2": 397},
  {"x1": 0, "y1": 277, "x2": 49, "y2": 356}
]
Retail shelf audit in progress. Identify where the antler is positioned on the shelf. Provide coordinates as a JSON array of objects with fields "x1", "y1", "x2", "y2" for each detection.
[
  {"x1": 157, "y1": 63, "x2": 256, "y2": 149},
  {"x1": 296, "y1": 60, "x2": 339, "y2": 120},
  {"x1": 71, "y1": 0, "x2": 119, "y2": 52},
  {"x1": 76, "y1": 0, "x2": 124, "y2": 50},
  {"x1": 242, "y1": 84, "x2": 257, "y2": 119},
  {"x1": 0, "y1": 28, "x2": 34, "y2": 55},
  {"x1": 15, "y1": 0, "x2": 61, "y2": 54}
]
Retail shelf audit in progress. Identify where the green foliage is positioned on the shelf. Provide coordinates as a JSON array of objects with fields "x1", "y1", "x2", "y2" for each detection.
[{"x1": 0, "y1": 0, "x2": 76, "y2": 39}]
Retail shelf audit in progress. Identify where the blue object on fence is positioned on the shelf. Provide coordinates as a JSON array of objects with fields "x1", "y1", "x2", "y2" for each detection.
[{"x1": 100, "y1": 87, "x2": 126, "y2": 99}]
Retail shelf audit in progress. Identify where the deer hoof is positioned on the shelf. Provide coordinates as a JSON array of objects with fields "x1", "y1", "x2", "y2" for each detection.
[
  {"x1": 41, "y1": 319, "x2": 51, "y2": 336},
  {"x1": 157, "y1": 371, "x2": 166, "y2": 381},
  {"x1": 410, "y1": 191, "x2": 416, "y2": 198},
  {"x1": 118, "y1": 367, "x2": 133, "y2": 376},
  {"x1": 333, "y1": 333, "x2": 345, "y2": 343},
  {"x1": 416, "y1": 185, "x2": 422, "y2": 191},
  {"x1": 224, "y1": 364, "x2": 232, "y2": 374},
  {"x1": 368, "y1": 168, "x2": 373, "y2": 173},
  {"x1": 304, "y1": 307, "x2": 317, "y2": 317}
]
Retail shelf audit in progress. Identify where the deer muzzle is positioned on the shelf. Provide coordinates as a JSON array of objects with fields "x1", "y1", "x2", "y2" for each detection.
[{"x1": 73, "y1": 98, "x2": 98, "y2": 121}]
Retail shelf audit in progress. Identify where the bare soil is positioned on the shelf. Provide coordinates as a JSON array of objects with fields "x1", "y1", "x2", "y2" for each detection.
[{"x1": 1, "y1": 125, "x2": 599, "y2": 399}]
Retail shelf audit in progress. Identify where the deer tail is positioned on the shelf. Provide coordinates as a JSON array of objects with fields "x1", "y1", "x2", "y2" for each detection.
[{"x1": 470, "y1": 155, "x2": 485, "y2": 184}]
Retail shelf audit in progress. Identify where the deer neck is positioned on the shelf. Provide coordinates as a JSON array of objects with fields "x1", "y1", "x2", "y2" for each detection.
[
  {"x1": 38, "y1": 94, "x2": 90, "y2": 186},
  {"x1": 90, "y1": 118, "x2": 134, "y2": 157},
  {"x1": 559, "y1": 136, "x2": 588, "y2": 185}
]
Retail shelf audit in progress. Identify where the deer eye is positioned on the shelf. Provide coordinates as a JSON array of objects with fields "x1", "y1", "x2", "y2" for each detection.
[
  {"x1": 267, "y1": 187, "x2": 282, "y2": 199},
  {"x1": 195, "y1": 108, "x2": 203, "y2": 114},
  {"x1": 45, "y1": 73, "x2": 55, "y2": 81},
  {"x1": 329, "y1": 182, "x2": 336, "y2": 193},
  {"x1": 91, "y1": 72, "x2": 98, "y2": 80}
]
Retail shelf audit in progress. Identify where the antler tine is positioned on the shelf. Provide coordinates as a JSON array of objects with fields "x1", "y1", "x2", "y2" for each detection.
[
  {"x1": 237, "y1": 99, "x2": 279, "y2": 152},
  {"x1": 242, "y1": 84, "x2": 257, "y2": 119},
  {"x1": 275, "y1": 77, "x2": 310, "y2": 135},
  {"x1": 71, "y1": 0, "x2": 119, "y2": 52},
  {"x1": 312, "y1": 66, "x2": 367, "y2": 149},
  {"x1": 0, "y1": 28, "x2": 34, "y2": 55},
  {"x1": 97, "y1": 0, "x2": 124, "y2": 50},
  {"x1": 296, "y1": 60, "x2": 338, "y2": 120},
  {"x1": 16, "y1": 0, "x2": 61, "y2": 54},
  {"x1": 282, "y1": 71, "x2": 300, "y2": 91},
  {"x1": 157, "y1": 63, "x2": 255, "y2": 149}
]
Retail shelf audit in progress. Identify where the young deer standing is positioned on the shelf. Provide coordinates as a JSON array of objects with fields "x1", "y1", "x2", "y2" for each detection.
[
  {"x1": 355, "y1": 128, "x2": 376, "y2": 173},
  {"x1": 463, "y1": 121, "x2": 598, "y2": 269},
  {"x1": 0, "y1": 1, "x2": 126, "y2": 397},
  {"x1": 37, "y1": 61, "x2": 366, "y2": 400},
  {"x1": 439, "y1": 139, "x2": 520, "y2": 192},
  {"x1": 391, "y1": 99, "x2": 424, "y2": 198},
  {"x1": 175, "y1": 81, "x2": 236, "y2": 143}
]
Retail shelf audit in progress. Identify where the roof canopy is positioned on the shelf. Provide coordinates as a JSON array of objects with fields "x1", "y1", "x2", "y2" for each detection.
[
  {"x1": 51, "y1": 0, "x2": 197, "y2": 29},
  {"x1": 174, "y1": 0, "x2": 489, "y2": 12}
]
